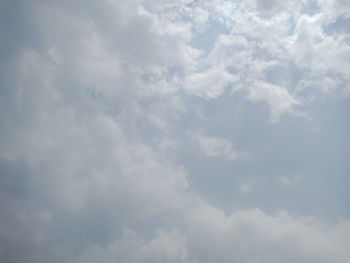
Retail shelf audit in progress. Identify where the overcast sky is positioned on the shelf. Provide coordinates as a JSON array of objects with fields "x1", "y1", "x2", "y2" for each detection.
[{"x1": 0, "y1": 0, "x2": 350, "y2": 262}]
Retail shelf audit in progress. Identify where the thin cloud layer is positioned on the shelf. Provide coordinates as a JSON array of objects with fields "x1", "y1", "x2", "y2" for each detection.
[{"x1": 0, "y1": 0, "x2": 349, "y2": 262}]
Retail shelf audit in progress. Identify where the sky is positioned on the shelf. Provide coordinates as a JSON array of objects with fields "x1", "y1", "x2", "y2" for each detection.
[{"x1": 0, "y1": 0, "x2": 350, "y2": 262}]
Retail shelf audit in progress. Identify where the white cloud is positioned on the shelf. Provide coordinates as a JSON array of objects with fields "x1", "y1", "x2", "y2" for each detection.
[
  {"x1": 288, "y1": 12, "x2": 350, "y2": 95},
  {"x1": 190, "y1": 131, "x2": 250, "y2": 161},
  {"x1": 0, "y1": 0, "x2": 349, "y2": 262},
  {"x1": 184, "y1": 207, "x2": 350, "y2": 263},
  {"x1": 318, "y1": 0, "x2": 350, "y2": 20},
  {"x1": 184, "y1": 66, "x2": 238, "y2": 99},
  {"x1": 247, "y1": 81, "x2": 302, "y2": 122}
]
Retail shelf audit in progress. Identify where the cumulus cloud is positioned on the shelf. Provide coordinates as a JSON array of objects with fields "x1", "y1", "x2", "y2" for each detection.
[{"x1": 0, "y1": 0, "x2": 349, "y2": 262}]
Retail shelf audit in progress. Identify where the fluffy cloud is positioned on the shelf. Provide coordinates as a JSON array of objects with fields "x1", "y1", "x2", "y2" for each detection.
[
  {"x1": 184, "y1": 66, "x2": 238, "y2": 99},
  {"x1": 0, "y1": 0, "x2": 349, "y2": 262}
]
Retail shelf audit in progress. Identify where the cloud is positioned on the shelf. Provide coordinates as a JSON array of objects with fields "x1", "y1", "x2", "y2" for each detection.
[
  {"x1": 238, "y1": 176, "x2": 266, "y2": 194},
  {"x1": 184, "y1": 66, "x2": 238, "y2": 99},
  {"x1": 278, "y1": 175, "x2": 305, "y2": 186},
  {"x1": 289, "y1": 13, "x2": 350, "y2": 94},
  {"x1": 0, "y1": 0, "x2": 349, "y2": 262},
  {"x1": 184, "y1": 207, "x2": 350, "y2": 263},
  {"x1": 247, "y1": 81, "x2": 303, "y2": 122},
  {"x1": 190, "y1": 131, "x2": 250, "y2": 161},
  {"x1": 70, "y1": 207, "x2": 350, "y2": 263}
]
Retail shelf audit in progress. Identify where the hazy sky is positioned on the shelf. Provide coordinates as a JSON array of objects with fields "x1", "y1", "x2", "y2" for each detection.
[{"x1": 0, "y1": 0, "x2": 350, "y2": 262}]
